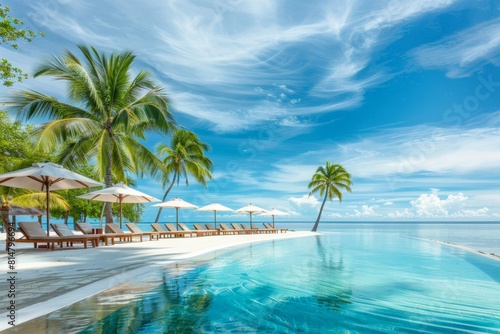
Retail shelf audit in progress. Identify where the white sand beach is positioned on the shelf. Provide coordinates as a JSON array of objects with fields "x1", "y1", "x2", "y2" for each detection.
[{"x1": 0, "y1": 230, "x2": 315, "y2": 330}]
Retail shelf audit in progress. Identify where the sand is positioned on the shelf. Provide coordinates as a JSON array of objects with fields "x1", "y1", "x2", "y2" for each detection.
[{"x1": 0, "y1": 230, "x2": 315, "y2": 330}]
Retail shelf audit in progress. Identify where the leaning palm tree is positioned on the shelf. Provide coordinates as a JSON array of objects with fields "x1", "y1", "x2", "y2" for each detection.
[
  {"x1": 6, "y1": 45, "x2": 175, "y2": 223},
  {"x1": 308, "y1": 161, "x2": 352, "y2": 232},
  {"x1": 153, "y1": 129, "x2": 213, "y2": 224}
]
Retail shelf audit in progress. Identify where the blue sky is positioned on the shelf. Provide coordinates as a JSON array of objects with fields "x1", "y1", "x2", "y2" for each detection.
[{"x1": 1, "y1": 1, "x2": 499, "y2": 223}]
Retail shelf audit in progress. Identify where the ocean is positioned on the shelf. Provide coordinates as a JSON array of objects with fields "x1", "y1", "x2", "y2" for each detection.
[
  {"x1": 44, "y1": 220, "x2": 500, "y2": 256},
  {"x1": 132, "y1": 220, "x2": 500, "y2": 255}
]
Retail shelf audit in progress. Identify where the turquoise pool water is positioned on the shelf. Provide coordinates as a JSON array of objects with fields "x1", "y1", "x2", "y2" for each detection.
[{"x1": 31, "y1": 232, "x2": 499, "y2": 333}]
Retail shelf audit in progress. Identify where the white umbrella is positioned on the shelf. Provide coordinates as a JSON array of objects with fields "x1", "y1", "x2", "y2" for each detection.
[
  {"x1": 260, "y1": 208, "x2": 289, "y2": 227},
  {"x1": 153, "y1": 197, "x2": 198, "y2": 230},
  {"x1": 77, "y1": 182, "x2": 160, "y2": 228},
  {"x1": 9, "y1": 205, "x2": 45, "y2": 216},
  {"x1": 235, "y1": 203, "x2": 267, "y2": 229},
  {"x1": 0, "y1": 162, "x2": 103, "y2": 235},
  {"x1": 197, "y1": 203, "x2": 233, "y2": 229},
  {"x1": 8, "y1": 205, "x2": 45, "y2": 231}
]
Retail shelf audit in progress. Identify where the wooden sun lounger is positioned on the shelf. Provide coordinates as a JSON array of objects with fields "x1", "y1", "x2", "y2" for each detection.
[
  {"x1": 240, "y1": 223, "x2": 276, "y2": 234},
  {"x1": 260, "y1": 223, "x2": 278, "y2": 234},
  {"x1": 178, "y1": 223, "x2": 210, "y2": 237},
  {"x1": 240, "y1": 223, "x2": 264, "y2": 234},
  {"x1": 231, "y1": 223, "x2": 254, "y2": 234},
  {"x1": 16, "y1": 222, "x2": 95, "y2": 250},
  {"x1": 105, "y1": 223, "x2": 143, "y2": 242},
  {"x1": 193, "y1": 223, "x2": 219, "y2": 236},
  {"x1": 125, "y1": 223, "x2": 160, "y2": 241},
  {"x1": 75, "y1": 222, "x2": 115, "y2": 246},
  {"x1": 220, "y1": 223, "x2": 246, "y2": 235},
  {"x1": 151, "y1": 223, "x2": 177, "y2": 238},
  {"x1": 205, "y1": 223, "x2": 216, "y2": 230},
  {"x1": 263, "y1": 222, "x2": 287, "y2": 233},
  {"x1": 51, "y1": 223, "x2": 100, "y2": 248},
  {"x1": 5, "y1": 222, "x2": 56, "y2": 251},
  {"x1": 164, "y1": 223, "x2": 196, "y2": 238}
]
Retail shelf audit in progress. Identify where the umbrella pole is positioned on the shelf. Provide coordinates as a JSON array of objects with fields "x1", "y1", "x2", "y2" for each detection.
[
  {"x1": 45, "y1": 181, "x2": 50, "y2": 236},
  {"x1": 99, "y1": 203, "x2": 105, "y2": 228},
  {"x1": 119, "y1": 201, "x2": 123, "y2": 229},
  {"x1": 250, "y1": 212, "x2": 253, "y2": 229},
  {"x1": 176, "y1": 207, "x2": 179, "y2": 230},
  {"x1": 214, "y1": 211, "x2": 217, "y2": 229},
  {"x1": 272, "y1": 215, "x2": 275, "y2": 228}
]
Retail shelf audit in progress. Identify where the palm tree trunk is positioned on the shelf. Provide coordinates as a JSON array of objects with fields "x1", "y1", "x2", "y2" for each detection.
[
  {"x1": 1, "y1": 209, "x2": 9, "y2": 234},
  {"x1": 311, "y1": 190, "x2": 329, "y2": 232},
  {"x1": 153, "y1": 177, "x2": 176, "y2": 224}
]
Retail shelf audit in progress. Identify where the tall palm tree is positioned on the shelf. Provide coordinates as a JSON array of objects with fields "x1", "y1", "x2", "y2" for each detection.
[
  {"x1": 153, "y1": 129, "x2": 213, "y2": 224},
  {"x1": 6, "y1": 45, "x2": 175, "y2": 223},
  {"x1": 308, "y1": 161, "x2": 352, "y2": 232}
]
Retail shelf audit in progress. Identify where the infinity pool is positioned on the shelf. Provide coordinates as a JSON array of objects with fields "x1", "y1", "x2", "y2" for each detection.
[{"x1": 12, "y1": 233, "x2": 500, "y2": 333}]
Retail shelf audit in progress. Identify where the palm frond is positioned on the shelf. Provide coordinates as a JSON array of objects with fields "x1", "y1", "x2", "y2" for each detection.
[{"x1": 11, "y1": 192, "x2": 70, "y2": 211}]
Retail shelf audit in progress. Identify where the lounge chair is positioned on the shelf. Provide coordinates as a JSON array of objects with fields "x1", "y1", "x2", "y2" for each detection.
[
  {"x1": 16, "y1": 222, "x2": 94, "y2": 250},
  {"x1": 151, "y1": 223, "x2": 177, "y2": 238},
  {"x1": 261, "y1": 223, "x2": 278, "y2": 234},
  {"x1": 178, "y1": 223, "x2": 212, "y2": 237},
  {"x1": 261, "y1": 223, "x2": 278, "y2": 233},
  {"x1": 263, "y1": 222, "x2": 287, "y2": 233},
  {"x1": 231, "y1": 223, "x2": 253, "y2": 234},
  {"x1": 105, "y1": 223, "x2": 143, "y2": 242},
  {"x1": 240, "y1": 223, "x2": 264, "y2": 234},
  {"x1": 241, "y1": 223, "x2": 275, "y2": 234},
  {"x1": 75, "y1": 222, "x2": 115, "y2": 246},
  {"x1": 51, "y1": 223, "x2": 100, "y2": 248},
  {"x1": 193, "y1": 223, "x2": 219, "y2": 236},
  {"x1": 205, "y1": 223, "x2": 216, "y2": 230},
  {"x1": 220, "y1": 223, "x2": 246, "y2": 235},
  {"x1": 125, "y1": 223, "x2": 160, "y2": 241},
  {"x1": 6, "y1": 222, "x2": 56, "y2": 251},
  {"x1": 164, "y1": 223, "x2": 196, "y2": 238}
]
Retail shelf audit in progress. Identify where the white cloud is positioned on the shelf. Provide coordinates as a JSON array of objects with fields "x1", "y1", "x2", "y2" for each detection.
[
  {"x1": 388, "y1": 209, "x2": 413, "y2": 218},
  {"x1": 410, "y1": 192, "x2": 467, "y2": 217},
  {"x1": 288, "y1": 195, "x2": 320, "y2": 209},
  {"x1": 387, "y1": 191, "x2": 499, "y2": 219},
  {"x1": 325, "y1": 212, "x2": 343, "y2": 218},
  {"x1": 353, "y1": 205, "x2": 379, "y2": 217},
  {"x1": 410, "y1": 18, "x2": 500, "y2": 77},
  {"x1": 457, "y1": 207, "x2": 489, "y2": 217}
]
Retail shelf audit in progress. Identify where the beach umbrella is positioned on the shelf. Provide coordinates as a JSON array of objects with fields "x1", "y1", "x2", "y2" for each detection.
[
  {"x1": 0, "y1": 162, "x2": 103, "y2": 235},
  {"x1": 9, "y1": 205, "x2": 45, "y2": 216},
  {"x1": 260, "y1": 208, "x2": 289, "y2": 227},
  {"x1": 197, "y1": 203, "x2": 233, "y2": 229},
  {"x1": 77, "y1": 182, "x2": 160, "y2": 228},
  {"x1": 7, "y1": 205, "x2": 45, "y2": 231},
  {"x1": 153, "y1": 197, "x2": 198, "y2": 230},
  {"x1": 235, "y1": 203, "x2": 267, "y2": 229}
]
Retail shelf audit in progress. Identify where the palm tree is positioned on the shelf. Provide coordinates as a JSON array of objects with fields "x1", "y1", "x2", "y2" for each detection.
[
  {"x1": 153, "y1": 129, "x2": 213, "y2": 224},
  {"x1": 308, "y1": 161, "x2": 352, "y2": 232},
  {"x1": 7, "y1": 45, "x2": 175, "y2": 223}
]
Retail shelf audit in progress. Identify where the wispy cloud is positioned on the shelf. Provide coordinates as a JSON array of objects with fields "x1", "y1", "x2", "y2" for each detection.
[
  {"x1": 13, "y1": 0, "x2": 458, "y2": 133},
  {"x1": 410, "y1": 18, "x2": 500, "y2": 77}
]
